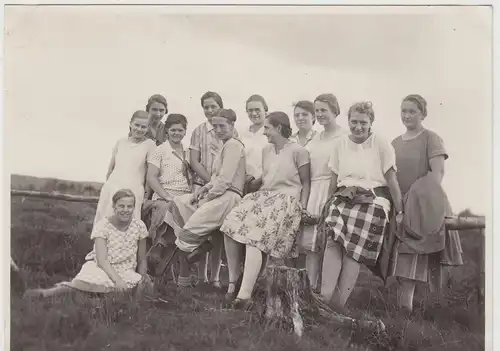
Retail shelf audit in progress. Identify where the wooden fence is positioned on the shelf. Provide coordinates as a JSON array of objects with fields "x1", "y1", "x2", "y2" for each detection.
[{"x1": 11, "y1": 188, "x2": 486, "y2": 303}]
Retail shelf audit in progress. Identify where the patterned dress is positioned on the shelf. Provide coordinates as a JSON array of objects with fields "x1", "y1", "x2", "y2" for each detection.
[
  {"x1": 59, "y1": 218, "x2": 149, "y2": 293},
  {"x1": 147, "y1": 141, "x2": 193, "y2": 199},
  {"x1": 319, "y1": 133, "x2": 396, "y2": 267},
  {"x1": 221, "y1": 141, "x2": 310, "y2": 259}
]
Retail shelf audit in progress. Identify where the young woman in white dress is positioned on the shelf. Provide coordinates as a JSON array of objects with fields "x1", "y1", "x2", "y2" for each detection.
[
  {"x1": 297, "y1": 94, "x2": 348, "y2": 292},
  {"x1": 93, "y1": 110, "x2": 156, "y2": 226}
]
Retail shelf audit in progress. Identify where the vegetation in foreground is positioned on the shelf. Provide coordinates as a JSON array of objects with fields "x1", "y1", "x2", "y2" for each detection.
[{"x1": 10, "y1": 176, "x2": 485, "y2": 351}]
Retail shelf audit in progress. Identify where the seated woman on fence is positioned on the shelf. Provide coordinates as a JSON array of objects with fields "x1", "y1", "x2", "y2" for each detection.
[
  {"x1": 220, "y1": 111, "x2": 311, "y2": 308},
  {"x1": 94, "y1": 110, "x2": 157, "y2": 226},
  {"x1": 389, "y1": 94, "x2": 463, "y2": 315},
  {"x1": 318, "y1": 101, "x2": 403, "y2": 314},
  {"x1": 158, "y1": 108, "x2": 247, "y2": 277},
  {"x1": 24, "y1": 189, "x2": 150, "y2": 298},
  {"x1": 296, "y1": 95, "x2": 348, "y2": 293},
  {"x1": 143, "y1": 113, "x2": 195, "y2": 288}
]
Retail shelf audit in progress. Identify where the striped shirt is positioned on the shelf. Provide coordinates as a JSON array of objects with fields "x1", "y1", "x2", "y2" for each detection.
[{"x1": 189, "y1": 121, "x2": 239, "y2": 186}]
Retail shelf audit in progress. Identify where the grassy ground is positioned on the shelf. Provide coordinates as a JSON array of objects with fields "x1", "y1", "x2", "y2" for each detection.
[{"x1": 10, "y1": 181, "x2": 485, "y2": 351}]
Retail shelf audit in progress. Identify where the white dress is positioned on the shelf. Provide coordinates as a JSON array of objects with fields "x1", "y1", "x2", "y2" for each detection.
[
  {"x1": 298, "y1": 128, "x2": 348, "y2": 252},
  {"x1": 239, "y1": 124, "x2": 269, "y2": 179},
  {"x1": 94, "y1": 137, "x2": 156, "y2": 226}
]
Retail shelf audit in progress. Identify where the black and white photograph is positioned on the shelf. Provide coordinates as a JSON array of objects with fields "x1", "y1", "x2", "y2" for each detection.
[{"x1": 4, "y1": 3, "x2": 493, "y2": 351}]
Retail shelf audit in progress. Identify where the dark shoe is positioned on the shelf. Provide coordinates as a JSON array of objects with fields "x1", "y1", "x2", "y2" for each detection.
[
  {"x1": 232, "y1": 298, "x2": 254, "y2": 311},
  {"x1": 155, "y1": 243, "x2": 180, "y2": 277},
  {"x1": 186, "y1": 240, "x2": 214, "y2": 264},
  {"x1": 224, "y1": 291, "x2": 237, "y2": 303}
]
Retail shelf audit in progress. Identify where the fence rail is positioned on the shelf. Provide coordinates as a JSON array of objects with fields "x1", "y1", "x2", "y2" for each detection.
[
  {"x1": 10, "y1": 188, "x2": 486, "y2": 304},
  {"x1": 10, "y1": 188, "x2": 486, "y2": 229},
  {"x1": 11, "y1": 189, "x2": 99, "y2": 203}
]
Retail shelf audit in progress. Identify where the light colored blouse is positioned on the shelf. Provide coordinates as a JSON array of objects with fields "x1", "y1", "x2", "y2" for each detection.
[
  {"x1": 261, "y1": 142, "x2": 310, "y2": 199},
  {"x1": 205, "y1": 137, "x2": 247, "y2": 200},
  {"x1": 147, "y1": 141, "x2": 192, "y2": 199},
  {"x1": 328, "y1": 133, "x2": 396, "y2": 190},
  {"x1": 290, "y1": 129, "x2": 318, "y2": 150},
  {"x1": 308, "y1": 128, "x2": 348, "y2": 181},
  {"x1": 239, "y1": 124, "x2": 269, "y2": 179}
]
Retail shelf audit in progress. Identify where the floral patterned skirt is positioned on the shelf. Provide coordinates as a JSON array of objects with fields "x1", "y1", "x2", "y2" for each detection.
[{"x1": 221, "y1": 190, "x2": 302, "y2": 259}]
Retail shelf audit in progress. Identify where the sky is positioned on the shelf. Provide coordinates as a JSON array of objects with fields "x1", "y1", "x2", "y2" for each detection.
[{"x1": 4, "y1": 5, "x2": 492, "y2": 214}]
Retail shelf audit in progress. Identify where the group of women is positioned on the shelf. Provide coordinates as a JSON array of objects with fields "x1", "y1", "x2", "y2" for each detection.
[{"x1": 24, "y1": 91, "x2": 463, "y2": 316}]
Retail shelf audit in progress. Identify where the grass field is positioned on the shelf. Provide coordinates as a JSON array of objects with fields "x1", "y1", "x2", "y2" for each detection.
[{"x1": 10, "y1": 175, "x2": 485, "y2": 351}]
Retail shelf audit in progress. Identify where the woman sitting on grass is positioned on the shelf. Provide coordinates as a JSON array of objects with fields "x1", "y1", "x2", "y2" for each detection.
[{"x1": 24, "y1": 189, "x2": 150, "y2": 298}]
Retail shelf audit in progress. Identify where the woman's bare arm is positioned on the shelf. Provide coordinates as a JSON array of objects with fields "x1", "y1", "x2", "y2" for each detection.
[
  {"x1": 429, "y1": 155, "x2": 446, "y2": 184},
  {"x1": 146, "y1": 164, "x2": 173, "y2": 201},
  {"x1": 189, "y1": 149, "x2": 212, "y2": 183},
  {"x1": 298, "y1": 163, "x2": 311, "y2": 208},
  {"x1": 327, "y1": 173, "x2": 339, "y2": 198},
  {"x1": 385, "y1": 168, "x2": 403, "y2": 213}
]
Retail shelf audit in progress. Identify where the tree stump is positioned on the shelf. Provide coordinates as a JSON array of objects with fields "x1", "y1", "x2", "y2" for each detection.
[{"x1": 250, "y1": 263, "x2": 386, "y2": 338}]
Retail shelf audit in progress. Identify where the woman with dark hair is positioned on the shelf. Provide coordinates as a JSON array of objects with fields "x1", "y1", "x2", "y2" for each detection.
[
  {"x1": 291, "y1": 100, "x2": 317, "y2": 148},
  {"x1": 145, "y1": 113, "x2": 196, "y2": 289},
  {"x1": 239, "y1": 94, "x2": 270, "y2": 190},
  {"x1": 188, "y1": 91, "x2": 239, "y2": 288},
  {"x1": 220, "y1": 111, "x2": 311, "y2": 307},
  {"x1": 145, "y1": 94, "x2": 169, "y2": 145},
  {"x1": 297, "y1": 94, "x2": 348, "y2": 292},
  {"x1": 147, "y1": 113, "x2": 192, "y2": 203},
  {"x1": 157, "y1": 109, "x2": 246, "y2": 288},
  {"x1": 318, "y1": 101, "x2": 403, "y2": 313},
  {"x1": 389, "y1": 94, "x2": 463, "y2": 314},
  {"x1": 95, "y1": 111, "x2": 156, "y2": 225},
  {"x1": 24, "y1": 189, "x2": 150, "y2": 298}
]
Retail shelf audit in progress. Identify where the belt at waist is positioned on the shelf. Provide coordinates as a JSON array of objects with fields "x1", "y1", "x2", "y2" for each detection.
[{"x1": 227, "y1": 186, "x2": 244, "y2": 198}]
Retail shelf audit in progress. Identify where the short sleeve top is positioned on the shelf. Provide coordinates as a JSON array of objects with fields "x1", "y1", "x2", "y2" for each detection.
[
  {"x1": 261, "y1": 142, "x2": 310, "y2": 199},
  {"x1": 329, "y1": 133, "x2": 396, "y2": 190},
  {"x1": 392, "y1": 129, "x2": 448, "y2": 195},
  {"x1": 85, "y1": 218, "x2": 148, "y2": 265},
  {"x1": 147, "y1": 142, "x2": 192, "y2": 198}
]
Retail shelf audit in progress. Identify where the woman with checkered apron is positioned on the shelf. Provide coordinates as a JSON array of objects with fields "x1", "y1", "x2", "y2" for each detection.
[{"x1": 318, "y1": 101, "x2": 404, "y2": 314}]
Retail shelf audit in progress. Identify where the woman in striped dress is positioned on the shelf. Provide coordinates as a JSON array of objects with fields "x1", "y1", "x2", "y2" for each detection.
[{"x1": 318, "y1": 101, "x2": 403, "y2": 313}]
